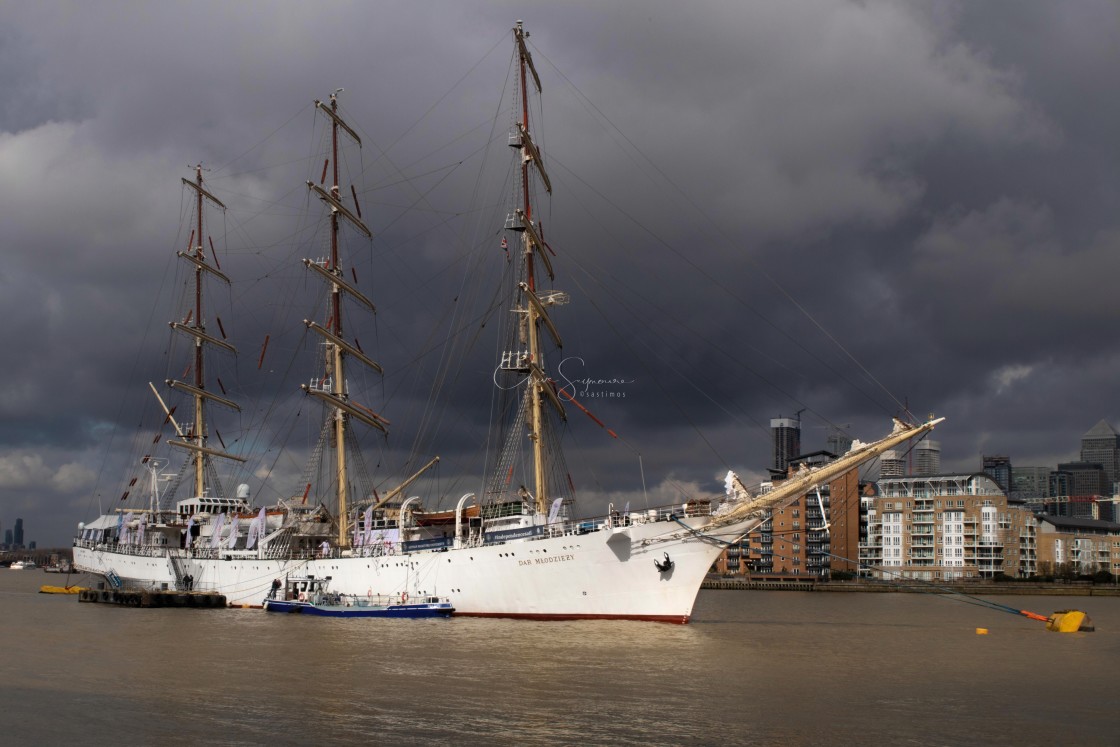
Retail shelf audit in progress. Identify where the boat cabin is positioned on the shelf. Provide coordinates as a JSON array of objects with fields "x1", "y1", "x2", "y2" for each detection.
[{"x1": 175, "y1": 494, "x2": 251, "y2": 521}]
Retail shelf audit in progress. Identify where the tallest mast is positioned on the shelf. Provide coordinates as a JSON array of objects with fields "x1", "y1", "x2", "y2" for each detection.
[
  {"x1": 328, "y1": 94, "x2": 348, "y2": 549},
  {"x1": 512, "y1": 21, "x2": 565, "y2": 514}
]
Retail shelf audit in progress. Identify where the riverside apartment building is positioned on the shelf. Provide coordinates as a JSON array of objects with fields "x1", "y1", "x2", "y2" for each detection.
[
  {"x1": 713, "y1": 470, "x2": 1120, "y2": 581},
  {"x1": 860, "y1": 473, "x2": 1037, "y2": 580}
]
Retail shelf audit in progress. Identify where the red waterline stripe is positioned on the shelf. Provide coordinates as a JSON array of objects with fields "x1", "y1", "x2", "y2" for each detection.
[{"x1": 452, "y1": 611, "x2": 689, "y2": 624}]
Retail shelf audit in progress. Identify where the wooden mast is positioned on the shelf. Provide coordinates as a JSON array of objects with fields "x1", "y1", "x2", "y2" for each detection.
[
  {"x1": 300, "y1": 92, "x2": 382, "y2": 548},
  {"x1": 192, "y1": 166, "x2": 207, "y2": 499},
  {"x1": 166, "y1": 167, "x2": 244, "y2": 499},
  {"x1": 329, "y1": 93, "x2": 348, "y2": 550},
  {"x1": 514, "y1": 20, "x2": 562, "y2": 516}
]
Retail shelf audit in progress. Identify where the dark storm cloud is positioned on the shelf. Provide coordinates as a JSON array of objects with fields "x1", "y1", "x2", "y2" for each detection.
[{"x1": 2, "y1": 1, "x2": 1118, "y2": 546}]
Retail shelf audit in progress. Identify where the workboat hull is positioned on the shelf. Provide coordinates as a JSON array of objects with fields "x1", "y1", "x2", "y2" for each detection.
[
  {"x1": 74, "y1": 513, "x2": 758, "y2": 623},
  {"x1": 263, "y1": 599, "x2": 453, "y2": 617}
]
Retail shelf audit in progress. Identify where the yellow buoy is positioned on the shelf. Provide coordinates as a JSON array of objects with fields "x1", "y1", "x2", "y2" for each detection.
[
  {"x1": 1046, "y1": 610, "x2": 1093, "y2": 633},
  {"x1": 975, "y1": 628, "x2": 988, "y2": 635}
]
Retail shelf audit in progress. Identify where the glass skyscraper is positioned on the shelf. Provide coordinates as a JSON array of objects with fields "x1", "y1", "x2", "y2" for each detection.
[
  {"x1": 770, "y1": 416, "x2": 801, "y2": 473},
  {"x1": 1080, "y1": 420, "x2": 1120, "y2": 493}
]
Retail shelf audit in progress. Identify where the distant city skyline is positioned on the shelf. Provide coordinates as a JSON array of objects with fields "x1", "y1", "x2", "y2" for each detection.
[{"x1": 1, "y1": 517, "x2": 33, "y2": 550}]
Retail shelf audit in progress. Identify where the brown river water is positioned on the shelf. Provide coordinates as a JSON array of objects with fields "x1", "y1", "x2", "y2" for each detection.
[{"x1": 2, "y1": 570, "x2": 1115, "y2": 745}]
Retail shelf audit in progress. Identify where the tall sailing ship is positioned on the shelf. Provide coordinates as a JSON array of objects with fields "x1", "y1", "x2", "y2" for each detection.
[{"x1": 74, "y1": 22, "x2": 942, "y2": 622}]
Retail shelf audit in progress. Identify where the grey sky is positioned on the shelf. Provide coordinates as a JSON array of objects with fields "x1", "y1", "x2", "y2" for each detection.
[{"x1": 2, "y1": 1, "x2": 1118, "y2": 546}]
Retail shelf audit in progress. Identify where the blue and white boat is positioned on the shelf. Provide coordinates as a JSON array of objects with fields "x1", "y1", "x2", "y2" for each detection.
[{"x1": 263, "y1": 575, "x2": 453, "y2": 618}]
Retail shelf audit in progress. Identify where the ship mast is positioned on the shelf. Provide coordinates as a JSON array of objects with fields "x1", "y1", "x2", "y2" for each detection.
[
  {"x1": 165, "y1": 166, "x2": 245, "y2": 500},
  {"x1": 512, "y1": 20, "x2": 565, "y2": 515},
  {"x1": 299, "y1": 92, "x2": 385, "y2": 548}
]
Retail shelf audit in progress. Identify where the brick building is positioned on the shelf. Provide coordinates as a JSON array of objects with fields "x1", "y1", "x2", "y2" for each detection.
[
  {"x1": 859, "y1": 473, "x2": 1037, "y2": 581},
  {"x1": 712, "y1": 473, "x2": 1120, "y2": 582},
  {"x1": 714, "y1": 470, "x2": 862, "y2": 579},
  {"x1": 1036, "y1": 515, "x2": 1120, "y2": 578}
]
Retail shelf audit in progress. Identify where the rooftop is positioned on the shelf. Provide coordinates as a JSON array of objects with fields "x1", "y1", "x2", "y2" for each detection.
[
  {"x1": 1082, "y1": 419, "x2": 1118, "y2": 439},
  {"x1": 1038, "y1": 515, "x2": 1120, "y2": 532}
]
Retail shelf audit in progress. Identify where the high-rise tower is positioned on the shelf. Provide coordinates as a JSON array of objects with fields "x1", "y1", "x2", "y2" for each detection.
[
  {"x1": 880, "y1": 449, "x2": 905, "y2": 478},
  {"x1": 826, "y1": 430, "x2": 853, "y2": 456},
  {"x1": 1080, "y1": 420, "x2": 1120, "y2": 492},
  {"x1": 982, "y1": 455, "x2": 1012, "y2": 493},
  {"x1": 913, "y1": 440, "x2": 941, "y2": 476},
  {"x1": 1011, "y1": 465, "x2": 1052, "y2": 507},
  {"x1": 771, "y1": 416, "x2": 802, "y2": 473}
]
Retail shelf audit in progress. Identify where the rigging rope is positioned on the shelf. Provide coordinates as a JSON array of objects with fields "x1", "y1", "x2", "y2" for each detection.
[
  {"x1": 719, "y1": 526, "x2": 1056, "y2": 624},
  {"x1": 529, "y1": 45, "x2": 909, "y2": 416}
]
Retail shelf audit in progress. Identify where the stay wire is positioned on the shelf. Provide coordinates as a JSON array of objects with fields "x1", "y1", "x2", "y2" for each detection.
[
  {"x1": 703, "y1": 518, "x2": 1048, "y2": 622},
  {"x1": 531, "y1": 43, "x2": 909, "y2": 418}
]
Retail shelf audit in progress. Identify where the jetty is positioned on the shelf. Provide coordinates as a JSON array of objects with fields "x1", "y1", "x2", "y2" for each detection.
[{"x1": 78, "y1": 588, "x2": 227, "y2": 608}]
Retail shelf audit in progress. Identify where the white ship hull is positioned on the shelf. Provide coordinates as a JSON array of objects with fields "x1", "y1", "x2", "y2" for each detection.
[{"x1": 74, "y1": 513, "x2": 757, "y2": 622}]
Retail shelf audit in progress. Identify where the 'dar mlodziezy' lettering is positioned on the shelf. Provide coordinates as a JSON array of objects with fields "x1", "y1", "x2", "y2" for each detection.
[{"x1": 518, "y1": 554, "x2": 575, "y2": 567}]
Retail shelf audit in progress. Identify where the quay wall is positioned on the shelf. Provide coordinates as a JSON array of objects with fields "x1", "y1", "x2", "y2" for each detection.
[{"x1": 702, "y1": 578, "x2": 1120, "y2": 596}]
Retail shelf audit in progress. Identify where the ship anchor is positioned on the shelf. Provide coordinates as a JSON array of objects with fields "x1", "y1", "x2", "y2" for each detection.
[{"x1": 654, "y1": 552, "x2": 674, "y2": 573}]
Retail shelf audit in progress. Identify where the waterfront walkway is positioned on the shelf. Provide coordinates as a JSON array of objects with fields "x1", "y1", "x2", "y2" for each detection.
[{"x1": 702, "y1": 578, "x2": 1120, "y2": 596}]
